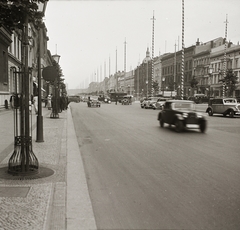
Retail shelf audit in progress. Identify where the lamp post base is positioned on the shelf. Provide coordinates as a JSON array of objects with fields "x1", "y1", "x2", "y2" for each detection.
[
  {"x1": 36, "y1": 115, "x2": 44, "y2": 142},
  {"x1": 8, "y1": 136, "x2": 39, "y2": 176}
]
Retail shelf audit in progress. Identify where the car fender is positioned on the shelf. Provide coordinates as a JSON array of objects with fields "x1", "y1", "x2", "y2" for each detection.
[
  {"x1": 206, "y1": 106, "x2": 212, "y2": 113},
  {"x1": 157, "y1": 112, "x2": 162, "y2": 120}
]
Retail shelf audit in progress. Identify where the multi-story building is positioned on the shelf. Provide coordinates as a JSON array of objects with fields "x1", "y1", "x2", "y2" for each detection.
[
  {"x1": 118, "y1": 70, "x2": 134, "y2": 95},
  {"x1": 193, "y1": 37, "x2": 224, "y2": 96},
  {"x1": 0, "y1": 26, "x2": 12, "y2": 107},
  {"x1": 134, "y1": 48, "x2": 152, "y2": 98},
  {"x1": 85, "y1": 38, "x2": 240, "y2": 99},
  {"x1": 210, "y1": 42, "x2": 240, "y2": 97}
]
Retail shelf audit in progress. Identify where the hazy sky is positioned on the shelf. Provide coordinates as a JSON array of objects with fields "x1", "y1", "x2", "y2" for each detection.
[{"x1": 44, "y1": 0, "x2": 240, "y2": 89}]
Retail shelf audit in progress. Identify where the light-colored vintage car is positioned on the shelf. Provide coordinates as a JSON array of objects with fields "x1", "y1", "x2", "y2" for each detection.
[{"x1": 206, "y1": 98, "x2": 240, "y2": 118}]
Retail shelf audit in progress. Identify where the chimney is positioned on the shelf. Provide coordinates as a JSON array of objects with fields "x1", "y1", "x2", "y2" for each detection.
[{"x1": 196, "y1": 38, "x2": 200, "y2": 46}]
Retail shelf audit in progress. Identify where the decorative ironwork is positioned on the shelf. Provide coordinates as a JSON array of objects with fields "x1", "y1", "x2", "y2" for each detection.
[{"x1": 8, "y1": 136, "x2": 38, "y2": 176}]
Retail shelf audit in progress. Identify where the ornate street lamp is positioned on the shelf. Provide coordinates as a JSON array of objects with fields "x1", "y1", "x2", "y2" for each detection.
[
  {"x1": 146, "y1": 80, "x2": 148, "y2": 98},
  {"x1": 208, "y1": 67, "x2": 213, "y2": 99},
  {"x1": 162, "y1": 77, "x2": 165, "y2": 97},
  {"x1": 36, "y1": 1, "x2": 47, "y2": 142}
]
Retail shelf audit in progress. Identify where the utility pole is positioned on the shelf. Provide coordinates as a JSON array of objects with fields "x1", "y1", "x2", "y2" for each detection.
[
  {"x1": 223, "y1": 14, "x2": 228, "y2": 97},
  {"x1": 151, "y1": 11, "x2": 156, "y2": 97},
  {"x1": 174, "y1": 42, "x2": 177, "y2": 92},
  {"x1": 181, "y1": 0, "x2": 185, "y2": 99},
  {"x1": 124, "y1": 38, "x2": 127, "y2": 93}
]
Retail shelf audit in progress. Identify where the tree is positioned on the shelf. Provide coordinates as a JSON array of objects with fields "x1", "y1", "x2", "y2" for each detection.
[
  {"x1": 168, "y1": 77, "x2": 175, "y2": 92},
  {"x1": 1, "y1": 0, "x2": 48, "y2": 175},
  {"x1": 190, "y1": 76, "x2": 199, "y2": 89},
  {"x1": 0, "y1": 0, "x2": 47, "y2": 31},
  {"x1": 219, "y1": 69, "x2": 238, "y2": 96},
  {"x1": 152, "y1": 80, "x2": 159, "y2": 95}
]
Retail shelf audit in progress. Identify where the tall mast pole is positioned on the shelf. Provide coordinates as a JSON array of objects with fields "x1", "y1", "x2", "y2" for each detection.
[
  {"x1": 181, "y1": 0, "x2": 185, "y2": 99},
  {"x1": 174, "y1": 42, "x2": 177, "y2": 91},
  {"x1": 124, "y1": 38, "x2": 127, "y2": 92},
  {"x1": 151, "y1": 11, "x2": 156, "y2": 97},
  {"x1": 223, "y1": 14, "x2": 228, "y2": 97}
]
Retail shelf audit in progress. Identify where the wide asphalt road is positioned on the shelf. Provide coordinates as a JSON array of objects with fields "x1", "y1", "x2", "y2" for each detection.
[{"x1": 70, "y1": 101, "x2": 240, "y2": 230}]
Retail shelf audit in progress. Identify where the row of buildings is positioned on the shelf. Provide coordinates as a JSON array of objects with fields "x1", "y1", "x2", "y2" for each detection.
[
  {"x1": 84, "y1": 37, "x2": 240, "y2": 99},
  {"x1": 0, "y1": 5, "x2": 62, "y2": 109}
]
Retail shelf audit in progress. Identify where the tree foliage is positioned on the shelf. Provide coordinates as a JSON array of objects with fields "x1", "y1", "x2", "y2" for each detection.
[
  {"x1": 0, "y1": 0, "x2": 47, "y2": 31},
  {"x1": 190, "y1": 76, "x2": 199, "y2": 89},
  {"x1": 152, "y1": 80, "x2": 159, "y2": 94},
  {"x1": 219, "y1": 69, "x2": 238, "y2": 96}
]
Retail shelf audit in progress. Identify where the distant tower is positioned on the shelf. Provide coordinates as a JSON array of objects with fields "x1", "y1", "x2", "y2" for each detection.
[{"x1": 151, "y1": 11, "x2": 156, "y2": 97}]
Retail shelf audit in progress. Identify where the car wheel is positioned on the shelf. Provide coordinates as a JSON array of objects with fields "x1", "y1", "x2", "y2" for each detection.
[
  {"x1": 229, "y1": 109, "x2": 234, "y2": 118},
  {"x1": 199, "y1": 121, "x2": 207, "y2": 133},
  {"x1": 175, "y1": 120, "x2": 183, "y2": 132},
  {"x1": 208, "y1": 109, "x2": 213, "y2": 116}
]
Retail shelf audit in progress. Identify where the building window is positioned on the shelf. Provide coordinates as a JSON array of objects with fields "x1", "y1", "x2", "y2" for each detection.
[{"x1": 3, "y1": 51, "x2": 7, "y2": 83}]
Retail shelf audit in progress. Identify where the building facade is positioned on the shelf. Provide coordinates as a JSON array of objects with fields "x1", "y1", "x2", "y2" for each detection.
[{"x1": 0, "y1": 26, "x2": 12, "y2": 107}]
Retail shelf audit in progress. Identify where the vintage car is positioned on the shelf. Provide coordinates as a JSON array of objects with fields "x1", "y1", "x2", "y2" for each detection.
[
  {"x1": 140, "y1": 98, "x2": 149, "y2": 108},
  {"x1": 206, "y1": 98, "x2": 240, "y2": 118},
  {"x1": 68, "y1": 95, "x2": 80, "y2": 103},
  {"x1": 141, "y1": 97, "x2": 159, "y2": 109},
  {"x1": 122, "y1": 95, "x2": 132, "y2": 105},
  {"x1": 157, "y1": 100, "x2": 207, "y2": 133},
  {"x1": 87, "y1": 96, "x2": 101, "y2": 107},
  {"x1": 152, "y1": 98, "x2": 167, "y2": 110}
]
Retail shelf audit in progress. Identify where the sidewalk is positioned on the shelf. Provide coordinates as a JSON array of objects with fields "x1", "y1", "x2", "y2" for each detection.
[{"x1": 0, "y1": 106, "x2": 96, "y2": 230}]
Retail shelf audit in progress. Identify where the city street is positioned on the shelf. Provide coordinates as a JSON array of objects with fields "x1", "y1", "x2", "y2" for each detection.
[{"x1": 71, "y1": 101, "x2": 240, "y2": 230}]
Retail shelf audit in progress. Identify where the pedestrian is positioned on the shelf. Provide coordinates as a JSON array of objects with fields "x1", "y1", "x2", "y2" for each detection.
[
  {"x1": 47, "y1": 94, "x2": 52, "y2": 110},
  {"x1": 44, "y1": 96, "x2": 48, "y2": 107},
  {"x1": 33, "y1": 95, "x2": 38, "y2": 114}
]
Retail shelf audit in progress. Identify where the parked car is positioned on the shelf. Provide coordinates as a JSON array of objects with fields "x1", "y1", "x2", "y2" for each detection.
[
  {"x1": 140, "y1": 97, "x2": 147, "y2": 103},
  {"x1": 152, "y1": 98, "x2": 167, "y2": 110},
  {"x1": 145, "y1": 97, "x2": 159, "y2": 109},
  {"x1": 206, "y1": 98, "x2": 240, "y2": 118},
  {"x1": 188, "y1": 94, "x2": 209, "y2": 104},
  {"x1": 157, "y1": 100, "x2": 207, "y2": 133},
  {"x1": 140, "y1": 98, "x2": 150, "y2": 108}
]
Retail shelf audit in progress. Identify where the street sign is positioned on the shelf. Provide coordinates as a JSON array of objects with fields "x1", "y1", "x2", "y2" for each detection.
[{"x1": 42, "y1": 66, "x2": 58, "y2": 81}]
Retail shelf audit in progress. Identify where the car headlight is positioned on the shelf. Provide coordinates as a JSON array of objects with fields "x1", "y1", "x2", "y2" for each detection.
[
  {"x1": 197, "y1": 113, "x2": 203, "y2": 118},
  {"x1": 183, "y1": 112, "x2": 188, "y2": 118}
]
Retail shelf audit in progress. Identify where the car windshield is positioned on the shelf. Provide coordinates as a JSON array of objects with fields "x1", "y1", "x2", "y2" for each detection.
[
  {"x1": 91, "y1": 96, "x2": 98, "y2": 100},
  {"x1": 173, "y1": 102, "x2": 194, "y2": 110},
  {"x1": 223, "y1": 99, "x2": 237, "y2": 103}
]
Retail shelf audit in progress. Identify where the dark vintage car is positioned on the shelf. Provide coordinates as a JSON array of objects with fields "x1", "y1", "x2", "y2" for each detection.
[
  {"x1": 121, "y1": 95, "x2": 132, "y2": 105},
  {"x1": 68, "y1": 95, "x2": 80, "y2": 103},
  {"x1": 87, "y1": 96, "x2": 101, "y2": 107},
  {"x1": 157, "y1": 100, "x2": 207, "y2": 133},
  {"x1": 206, "y1": 98, "x2": 240, "y2": 118}
]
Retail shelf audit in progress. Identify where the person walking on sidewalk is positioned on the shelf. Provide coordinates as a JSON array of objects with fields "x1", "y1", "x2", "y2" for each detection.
[
  {"x1": 33, "y1": 95, "x2": 38, "y2": 114},
  {"x1": 47, "y1": 94, "x2": 52, "y2": 110}
]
